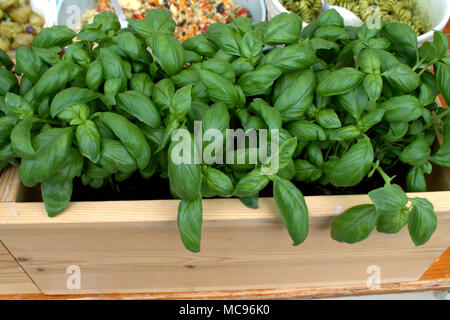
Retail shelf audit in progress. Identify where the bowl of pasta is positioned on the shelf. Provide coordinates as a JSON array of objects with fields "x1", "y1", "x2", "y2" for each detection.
[{"x1": 266, "y1": 0, "x2": 450, "y2": 45}]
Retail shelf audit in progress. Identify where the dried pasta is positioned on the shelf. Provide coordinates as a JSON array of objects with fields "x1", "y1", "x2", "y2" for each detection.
[{"x1": 282, "y1": 0, "x2": 429, "y2": 35}]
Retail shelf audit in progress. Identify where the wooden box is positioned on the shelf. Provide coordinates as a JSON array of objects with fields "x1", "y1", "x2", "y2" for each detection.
[{"x1": 0, "y1": 161, "x2": 449, "y2": 299}]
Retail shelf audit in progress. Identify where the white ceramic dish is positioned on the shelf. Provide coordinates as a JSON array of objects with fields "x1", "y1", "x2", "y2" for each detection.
[{"x1": 265, "y1": 0, "x2": 450, "y2": 45}]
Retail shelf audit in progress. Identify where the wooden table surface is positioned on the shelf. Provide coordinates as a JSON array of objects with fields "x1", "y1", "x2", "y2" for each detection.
[{"x1": 0, "y1": 21, "x2": 449, "y2": 301}]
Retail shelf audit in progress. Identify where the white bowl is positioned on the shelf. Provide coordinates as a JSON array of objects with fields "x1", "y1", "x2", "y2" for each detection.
[
  {"x1": 54, "y1": 0, "x2": 266, "y2": 29},
  {"x1": 265, "y1": 0, "x2": 450, "y2": 45}
]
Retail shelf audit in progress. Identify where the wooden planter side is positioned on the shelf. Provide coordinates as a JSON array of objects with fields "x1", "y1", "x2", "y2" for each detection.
[
  {"x1": 0, "y1": 167, "x2": 41, "y2": 295},
  {"x1": 0, "y1": 168, "x2": 449, "y2": 296}
]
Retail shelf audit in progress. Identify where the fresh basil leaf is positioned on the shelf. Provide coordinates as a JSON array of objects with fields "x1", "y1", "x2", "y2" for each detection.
[
  {"x1": 18, "y1": 128, "x2": 73, "y2": 187},
  {"x1": 368, "y1": 184, "x2": 408, "y2": 215},
  {"x1": 287, "y1": 120, "x2": 326, "y2": 141},
  {"x1": 177, "y1": 197, "x2": 203, "y2": 253},
  {"x1": 363, "y1": 74, "x2": 383, "y2": 102},
  {"x1": 3, "y1": 93, "x2": 34, "y2": 119},
  {"x1": 204, "y1": 23, "x2": 241, "y2": 56},
  {"x1": 85, "y1": 60, "x2": 104, "y2": 91},
  {"x1": 328, "y1": 135, "x2": 374, "y2": 187},
  {"x1": 331, "y1": 204, "x2": 378, "y2": 243},
  {"x1": 203, "y1": 167, "x2": 234, "y2": 197},
  {"x1": 93, "y1": 11, "x2": 120, "y2": 33},
  {"x1": 383, "y1": 22, "x2": 418, "y2": 50},
  {"x1": 97, "y1": 112, "x2": 151, "y2": 170},
  {"x1": 273, "y1": 176, "x2": 309, "y2": 246},
  {"x1": 76, "y1": 120, "x2": 101, "y2": 163},
  {"x1": 399, "y1": 136, "x2": 431, "y2": 166},
  {"x1": 145, "y1": 7, "x2": 176, "y2": 34},
  {"x1": 408, "y1": 198, "x2": 437, "y2": 246},
  {"x1": 406, "y1": 166, "x2": 426, "y2": 192},
  {"x1": 317, "y1": 68, "x2": 364, "y2": 97},
  {"x1": 237, "y1": 65, "x2": 282, "y2": 96},
  {"x1": 99, "y1": 138, "x2": 137, "y2": 174},
  {"x1": 10, "y1": 119, "x2": 36, "y2": 159},
  {"x1": 337, "y1": 84, "x2": 368, "y2": 120},
  {"x1": 436, "y1": 62, "x2": 450, "y2": 106},
  {"x1": 317, "y1": 109, "x2": 341, "y2": 129},
  {"x1": 430, "y1": 123, "x2": 450, "y2": 168},
  {"x1": 233, "y1": 168, "x2": 270, "y2": 197},
  {"x1": 382, "y1": 63, "x2": 420, "y2": 93},
  {"x1": 0, "y1": 68, "x2": 18, "y2": 96},
  {"x1": 117, "y1": 90, "x2": 161, "y2": 128},
  {"x1": 377, "y1": 207, "x2": 409, "y2": 234},
  {"x1": 357, "y1": 109, "x2": 385, "y2": 132},
  {"x1": 50, "y1": 88, "x2": 99, "y2": 118},
  {"x1": 263, "y1": 13, "x2": 302, "y2": 45},
  {"x1": 379, "y1": 95, "x2": 423, "y2": 122},
  {"x1": 153, "y1": 79, "x2": 175, "y2": 111},
  {"x1": 41, "y1": 180, "x2": 73, "y2": 217},
  {"x1": 199, "y1": 69, "x2": 238, "y2": 105},
  {"x1": 329, "y1": 125, "x2": 361, "y2": 141},
  {"x1": 182, "y1": 34, "x2": 218, "y2": 58},
  {"x1": 32, "y1": 25, "x2": 76, "y2": 48},
  {"x1": 274, "y1": 69, "x2": 316, "y2": 121},
  {"x1": 260, "y1": 46, "x2": 316, "y2": 73}
]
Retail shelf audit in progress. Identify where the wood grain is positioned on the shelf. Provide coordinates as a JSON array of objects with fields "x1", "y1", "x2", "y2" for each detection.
[
  {"x1": 0, "y1": 192, "x2": 449, "y2": 295},
  {"x1": 0, "y1": 167, "x2": 23, "y2": 202},
  {"x1": 0, "y1": 241, "x2": 40, "y2": 295}
]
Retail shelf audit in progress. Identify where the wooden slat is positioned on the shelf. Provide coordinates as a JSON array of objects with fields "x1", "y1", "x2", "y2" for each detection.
[
  {"x1": 0, "y1": 241, "x2": 40, "y2": 295},
  {"x1": 0, "y1": 167, "x2": 23, "y2": 202},
  {"x1": 0, "y1": 192, "x2": 448, "y2": 295},
  {"x1": 420, "y1": 247, "x2": 450, "y2": 281}
]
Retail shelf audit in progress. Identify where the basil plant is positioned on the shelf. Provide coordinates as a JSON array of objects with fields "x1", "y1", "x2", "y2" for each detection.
[{"x1": 0, "y1": 9, "x2": 448, "y2": 252}]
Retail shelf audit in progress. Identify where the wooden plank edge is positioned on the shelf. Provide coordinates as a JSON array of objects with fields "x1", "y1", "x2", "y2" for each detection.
[
  {"x1": 420, "y1": 247, "x2": 450, "y2": 281},
  {"x1": 0, "y1": 166, "x2": 23, "y2": 203},
  {"x1": 1, "y1": 191, "x2": 449, "y2": 224},
  {"x1": 0, "y1": 279, "x2": 448, "y2": 300}
]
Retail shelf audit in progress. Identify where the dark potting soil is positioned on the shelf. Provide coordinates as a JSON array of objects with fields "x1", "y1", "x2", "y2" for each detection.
[{"x1": 71, "y1": 162, "x2": 409, "y2": 202}]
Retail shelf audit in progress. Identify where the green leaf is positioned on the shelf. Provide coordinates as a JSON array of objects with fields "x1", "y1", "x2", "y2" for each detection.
[
  {"x1": 331, "y1": 204, "x2": 378, "y2": 244},
  {"x1": 126, "y1": 18, "x2": 153, "y2": 38},
  {"x1": 203, "y1": 167, "x2": 234, "y2": 197},
  {"x1": 317, "y1": 109, "x2": 341, "y2": 129},
  {"x1": 274, "y1": 69, "x2": 316, "y2": 121},
  {"x1": 177, "y1": 197, "x2": 203, "y2": 253},
  {"x1": 239, "y1": 193, "x2": 259, "y2": 209},
  {"x1": 382, "y1": 63, "x2": 420, "y2": 93},
  {"x1": 260, "y1": 46, "x2": 316, "y2": 73},
  {"x1": 91, "y1": 11, "x2": 119, "y2": 32},
  {"x1": 433, "y1": 31, "x2": 448, "y2": 59},
  {"x1": 153, "y1": 79, "x2": 175, "y2": 111},
  {"x1": 406, "y1": 166, "x2": 426, "y2": 192},
  {"x1": 0, "y1": 68, "x2": 18, "y2": 96},
  {"x1": 294, "y1": 159, "x2": 322, "y2": 182},
  {"x1": 363, "y1": 74, "x2": 383, "y2": 102},
  {"x1": 0, "y1": 48, "x2": 13, "y2": 70},
  {"x1": 383, "y1": 22, "x2": 418, "y2": 50},
  {"x1": 47, "y1": 148, "x2": 84, "y2": 184},
  {"x1": 145, "y1": 7, "x2": 176, "y2": 34},
  {"x1": 314, "y1": 26, "x2": 349, "y2": 42},
  {"x1": 273, "y1": 176, "x2": 309, "y2": 246},
  {"x1": 130, "y1": 73, "x2": 154, "y2": 96},
  {"x1": 329, "y1": 125, "x2": 361, "y2": 141},
  {"x1": 50, "y1": 88, "x2": 99, "y2": 118},
  {"x1": 337, "y1": 85, "x2": 368, "y2": 120},
  {"x1": 10, "y1": 119, "x2": 36, "y2": 159},
  {"x1": 32, "y1": 25, "x2": 76, "y2": 48},
  {"x1": 97, "y1": 112, "x2": 151, "y2": 170},
  {"x1": 377, "y1": 207, "x2": 409, "y2": 234},
  {"x1": 182, "y1": 34, "x2": 218, "y2": 57},
  {"x1": 379, "y1": 95, "x2": 423, "y2": 122},
  {"x1": 430, "y1": 123, "x2": 450, "y2": 168},
  {"x1": 3, "y1": 93, "x2": 34, "y2": 119},
  {"x1": 263, "y1": 13, "x2": 302, "y2": 45},
  {"x1": 249, "y1": 98, "x2": 282, "y2": 131},
  {"x1": 114, "y1": 31, "x2": 142, "y2": 60},
  {"x1": 368, "y1": 184, "x2": 408, "y2": 216},
  {"x1": 436, "y1": 62, "x2": 450, "y2": 106},
  {"x1": 233, "y1": 169, "x2": 270, "y2": 197},
  {"x1": 418, "y1": 83, "x2": 435, "y2": 107},
  {"x1": 199, "y1": 69, "x2": 238, "y2": 105},
  {"x1": 168, "y1": 133, "x2": 202, "y2": 200},
  {"x1": 202, "y1": 102, "x2": 230, "y2": 133},
  {"x1": 99, "y1": 138, "x2": 137, "y2": 174},
  {"x1": 316, "y1": 68, "x2": 364, "y2": 97},
  {"x1": 76, "y1": 120, "x2": 101, "y2": 163},
  {"x1": 408, "y1": 198, "x2": 437, "y2": 246},
  {"x1": 328, "y1": 135, "x2": 374, "y2": 187},
  {"x1": 204, "y1": 23, "x2": 241, "y2": 56},
  {"x1": 170, "y1": 85, "x2": 192, "y2": 121},
  {"x1": 41, "y1": 180, "x2": 73, "y2": 217},
  {"x1": 117, "y1": 90, "x2": 161, "y2": 128},
  {"x1": 399, "y1": 136, "x2": 431, "y2": 166},
  {"x1": 239, "y1": 30, "x2": 263, "y2": 64},
  {"x1": 85, "y1": 60, "x2": 104, "y2": 91},
  {"x1": 358, "y1": 49, "x2": 381, "y2": 74},
  {"x1": 15, "y1": 46, "x2": 44, "y2": 81},
  {"x1": 237, "y1": 65, "x2": 282, "y2": 96},
  {"x1": 317, "y1": 9, "x2": 344, "y2": 27},
  {"x1": 18, "y1": 128, "x2": 73, "y2": 187},
  {"x1": 287, "y1": 120, "x2": 326, "y2": 141},
  {"x1": 0, "y1": 116, "x2": 18, "y2": 146}
]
